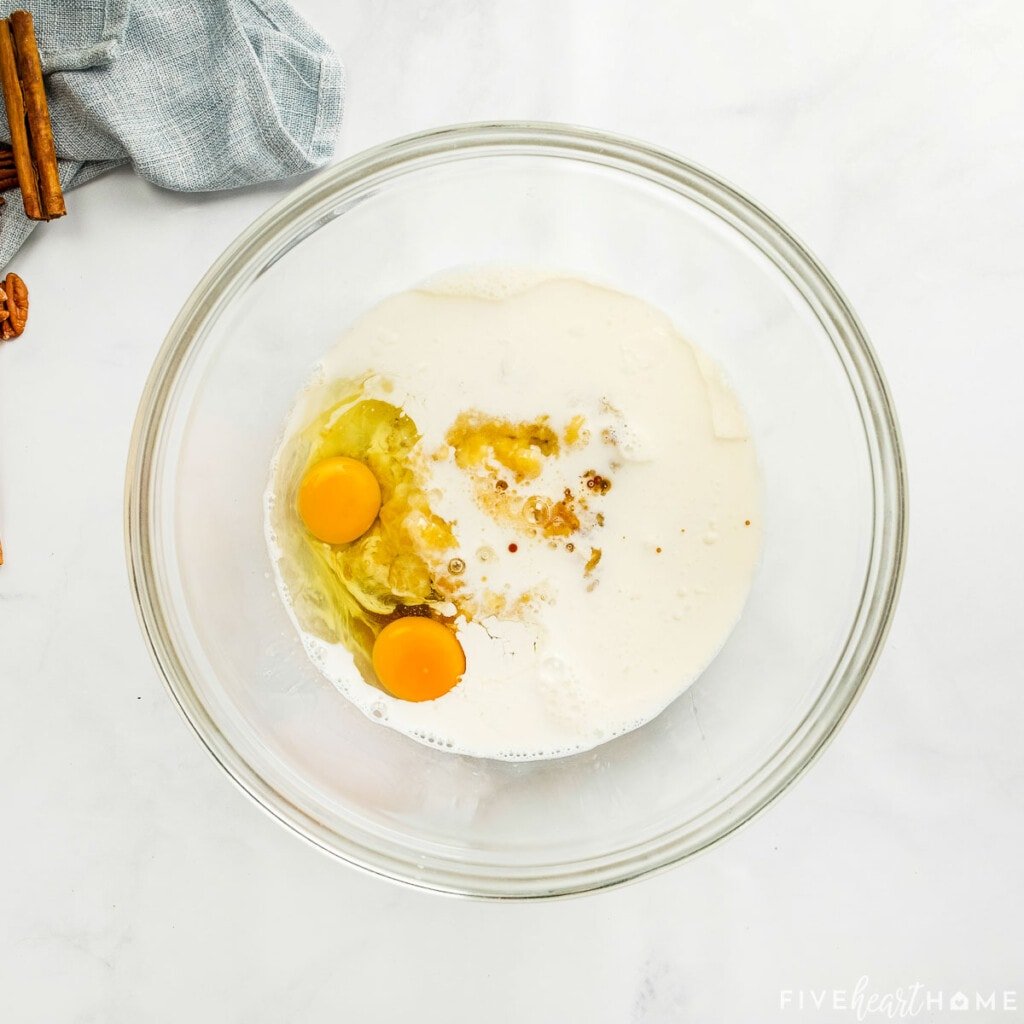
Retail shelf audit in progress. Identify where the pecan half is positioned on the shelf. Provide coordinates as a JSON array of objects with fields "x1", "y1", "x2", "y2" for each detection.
[{"x1": 0, "y1": 271, "x2": 28, "y2": 339}]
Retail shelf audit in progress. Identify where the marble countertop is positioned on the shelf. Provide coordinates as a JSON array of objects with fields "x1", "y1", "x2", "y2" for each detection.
[{"x1": 1, "y1": 1, "x2": 1022, "y2": 1020}]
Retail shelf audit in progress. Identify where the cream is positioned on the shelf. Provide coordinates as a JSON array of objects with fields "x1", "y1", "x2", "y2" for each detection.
[{"x1": 266, "y1": 271, "x2": 762, "y2": 760}]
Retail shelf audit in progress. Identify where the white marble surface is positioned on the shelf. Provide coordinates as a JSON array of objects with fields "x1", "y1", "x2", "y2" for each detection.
[{"x1": 1, "y1": 1, "x2": 1022, "y2": 1020}]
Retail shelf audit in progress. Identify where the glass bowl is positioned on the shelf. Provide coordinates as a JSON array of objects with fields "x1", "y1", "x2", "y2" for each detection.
[{"x1": 125, "y1": 123, "x2": 907, "y2": 898}]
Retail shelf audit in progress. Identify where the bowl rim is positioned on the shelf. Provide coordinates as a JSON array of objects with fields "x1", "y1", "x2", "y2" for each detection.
[{"x1": 125, "y1": 120, "x2": 908, "y2": 900}]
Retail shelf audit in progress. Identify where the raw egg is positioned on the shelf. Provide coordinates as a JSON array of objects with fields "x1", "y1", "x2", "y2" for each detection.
[
  {"x1": 372, "y1": 616, "x2": 466, "y2": 702},
  {"x1": 297, "y1": 455, "x2": 381, "y2": 544}
]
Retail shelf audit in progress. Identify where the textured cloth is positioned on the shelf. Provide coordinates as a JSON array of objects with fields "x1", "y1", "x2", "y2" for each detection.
[{"x1": 0, "y1": 0, "x2": 343, "y2": 268}]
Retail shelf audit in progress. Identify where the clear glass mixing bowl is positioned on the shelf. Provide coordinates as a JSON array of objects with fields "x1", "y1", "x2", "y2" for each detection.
[{"x1": 125, "y1": 123, "x2": 907, "y2": 898}]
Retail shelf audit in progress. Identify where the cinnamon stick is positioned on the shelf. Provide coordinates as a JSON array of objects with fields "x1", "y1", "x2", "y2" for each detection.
[
  {"x1": 9, "y1": 11, "x2": 63, "y2": 219},
  {"x1": 0, "y1": 18, "x2": 40, "y2": 219}
]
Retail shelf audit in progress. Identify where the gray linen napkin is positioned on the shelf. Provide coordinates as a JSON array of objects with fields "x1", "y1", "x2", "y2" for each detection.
[{"x1": 0, "y1": 0, "x2": 343, "y2": 268}]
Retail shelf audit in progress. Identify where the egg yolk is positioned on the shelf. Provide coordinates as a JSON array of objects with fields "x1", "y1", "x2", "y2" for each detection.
[
  {"x1": 372, "y1": 617, "x2": 466, "y2": 702},
  {"x1": 297, "y1": 456, "x2": 381, "y2": 545}
]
